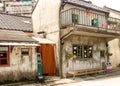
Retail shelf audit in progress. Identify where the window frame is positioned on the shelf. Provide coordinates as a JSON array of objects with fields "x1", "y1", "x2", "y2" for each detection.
[
  {"x1": 72, "y1": 14, "x2": 78, "y2": 24},
  {"x1": 0, "y1": 46, "x2": 10, "y2": 66},
  {"x1": 21, "y1": 48, "x2": 29, "y2": 56},
  {"x1": 100, "y1": 50, "x2": 105, "y2": 58},
  {"x1": 73, "y1": 44, "x2": 93, "y2": 60},
  {"x1": 92, "y1": 18, "x2": 98, "y2": 27}
]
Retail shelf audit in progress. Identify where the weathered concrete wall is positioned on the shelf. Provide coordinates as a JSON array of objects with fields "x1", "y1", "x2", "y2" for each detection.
[
  {"x1": 62, "y1": 35, "x2": 106, "y2": 77},
  {"x1": 107, "y1": 9, "x2": 120, "y2": 68},
  {"x1": 32, "y1": 0, "x2": 61, "y2": 75},
  {"x1": 0, "y1": 46, "x2": 37, "y2": 83},
  {"x1": 109, "y1": 39, "x2": 120, "y2": 68}
]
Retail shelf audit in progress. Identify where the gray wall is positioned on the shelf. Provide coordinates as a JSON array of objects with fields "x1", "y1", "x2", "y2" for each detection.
[{"x1": 62, "y1": 35, "x2": 106, "y2": 77}]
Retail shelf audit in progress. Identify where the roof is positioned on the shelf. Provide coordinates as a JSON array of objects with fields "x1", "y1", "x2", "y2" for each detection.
[
  {"x1": 0, "y1": 30, "x2": 36, "y2": 42},
  {"x1": 0, "y1": 13, "x2": 32, "y2": 32},
  {"x1": 63, "y1": 0, "x2": 109, "y2": 14},
  {"x1": 103, "y1": 6, "x2": 120, "y2": 14},
  {"x1": 32, "y1": 36, "x2": 55, "y2": 44},
  {"x1": 0, "y1": 42, "x2": 39, "y2": 46}
]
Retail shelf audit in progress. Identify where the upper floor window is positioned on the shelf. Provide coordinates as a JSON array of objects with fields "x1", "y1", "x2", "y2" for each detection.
[
  {"x1": 0, "y1": 46, "x2": 9, "y2": 66},
  {"x1": 72, "y1": 14, "x2": 78, "y2": 24},
  {"x1": 92, "y1": 18, "x2": 98, "y2": 27}
]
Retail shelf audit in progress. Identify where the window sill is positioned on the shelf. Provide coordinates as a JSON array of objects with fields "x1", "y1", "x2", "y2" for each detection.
[
  {"x1": 75, "y1": 58, "x2": 93, "y2": 61},
  {"x1": 0, "y1": 64, "x2": 10, "y2": 67}
]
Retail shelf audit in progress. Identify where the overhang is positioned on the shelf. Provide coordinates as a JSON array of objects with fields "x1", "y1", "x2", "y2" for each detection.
[
  {"x1": 0, "y1": 30, "x2": 36, "y2": 42},
  {"x1": 0, "y1": 42, "x2": 39, "y2": 46},
  {"x1": 32, "y1": 36, "x2": 55, "y2": 44},
  {"x1": 61, "y1": 28, "x2": 120, "y2": 41}
]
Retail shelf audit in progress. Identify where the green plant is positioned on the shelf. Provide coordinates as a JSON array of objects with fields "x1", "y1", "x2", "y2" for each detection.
[{"x1": 65, "y1": 52, "x2": 76, "y2": 60}]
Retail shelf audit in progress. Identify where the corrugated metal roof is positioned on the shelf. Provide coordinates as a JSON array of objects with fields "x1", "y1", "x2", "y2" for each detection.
[
  {"x1": 0, "y1": 13, "x2": 32, "y2": 32},
  {"x1": 0, "y1": 30, "x2": 36, "y2": 42},
  {"x1": 63, "y1": 0, "x2": 109, "y2": 13}
]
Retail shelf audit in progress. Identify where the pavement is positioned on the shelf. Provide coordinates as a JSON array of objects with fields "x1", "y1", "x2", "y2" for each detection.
[{"x1": 1, "y1": 68, "x2": 120, "y2": 86}]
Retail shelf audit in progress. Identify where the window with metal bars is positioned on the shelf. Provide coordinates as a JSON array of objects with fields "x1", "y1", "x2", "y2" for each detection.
[{"x1": 73, "y1": 44, "x2": 93, "y2": 59}]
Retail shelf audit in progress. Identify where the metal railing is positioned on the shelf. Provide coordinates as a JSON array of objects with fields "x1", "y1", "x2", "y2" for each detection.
[
  {"x1": 60, "y1": 8, "x2": 120, "y2": 33},
  {"x1": 108, "y1": 17, "x2": 120, "y2": 31}
]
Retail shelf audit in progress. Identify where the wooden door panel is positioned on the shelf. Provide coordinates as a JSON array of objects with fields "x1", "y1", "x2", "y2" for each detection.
[{"x1": 39, "y1": 44, "x2": 56, "y2": 76}]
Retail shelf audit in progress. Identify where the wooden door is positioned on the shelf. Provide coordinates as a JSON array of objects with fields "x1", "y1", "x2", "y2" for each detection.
[{"x1": 39, "y1": 44, "x2": 56, "y2": 76}]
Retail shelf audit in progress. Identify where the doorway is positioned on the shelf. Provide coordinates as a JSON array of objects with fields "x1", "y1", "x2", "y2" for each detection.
[{"x1": 39, "y1": 44, "x2": 56, "y2": 76}]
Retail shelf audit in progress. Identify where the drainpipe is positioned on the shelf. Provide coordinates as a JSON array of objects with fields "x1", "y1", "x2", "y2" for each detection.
[
  {"x1": 106, "y1": 43, "x2": 110, "y2": 62},
  {"x1": 60, "y1": 40, "x2": 63, "y2": 78},
  {"x1": 59, "y1": 0, "x2": 63, "y2": 78}
]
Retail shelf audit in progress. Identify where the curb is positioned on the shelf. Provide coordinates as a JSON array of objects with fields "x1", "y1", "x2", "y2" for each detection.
[{"x1": 1, "y1": 81, "x2": 36, "y2": 86}]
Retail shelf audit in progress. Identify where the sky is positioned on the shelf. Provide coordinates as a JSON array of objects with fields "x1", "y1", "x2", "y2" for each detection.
[{"x1": 86, "y1": 0, "x2": 120, "y2": 11}]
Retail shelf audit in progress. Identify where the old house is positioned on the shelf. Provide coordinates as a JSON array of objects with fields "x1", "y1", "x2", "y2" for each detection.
[
  {"x1": 32, "y1": 0, "x2": 120, "y2": 78},
  {"x1": 60, "y1": 0, "x2": 120, "y2": 77},
  {"x1": 104, "y1": 6, "x2": 120, "y2": 68},
  {"x1": 0, "y1": 13, "x2": 38, "y2": 83}
]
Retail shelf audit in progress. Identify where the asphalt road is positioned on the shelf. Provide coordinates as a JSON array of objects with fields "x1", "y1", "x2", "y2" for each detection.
[
  {"x1": 20, "y1": 75, "x2": 120, "y2": 86},
  {"x1": 2, "y1": 69, "x2": 120, "y2": 86},
  {"x1": 57, "y1": 75, "x2": 120, "y2": 86}
]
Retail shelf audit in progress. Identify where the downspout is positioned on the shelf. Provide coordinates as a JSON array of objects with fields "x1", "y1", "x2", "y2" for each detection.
[{"x1": 59, "y1": 0, "x2": 63, "y2": 78}]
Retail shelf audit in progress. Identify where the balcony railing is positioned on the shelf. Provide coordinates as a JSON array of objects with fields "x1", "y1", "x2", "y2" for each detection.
[
  {"x1": 108, "y1": 17, "x2": 120, "y2": 31},
  {"x1": 60, "y1": 8, "x2": 120, "y2": 33}
]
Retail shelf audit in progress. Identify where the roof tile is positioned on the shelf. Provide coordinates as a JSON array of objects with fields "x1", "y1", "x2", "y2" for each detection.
[
  {"x1": 0, "y1": 13, "x2": 32, "y2": 32},
  {"x1": 0, "y1": 30, "x2": 36, "y2": 42},
  {"x1": 64, "y1": 0, "x2": 109, "y2": 13}
]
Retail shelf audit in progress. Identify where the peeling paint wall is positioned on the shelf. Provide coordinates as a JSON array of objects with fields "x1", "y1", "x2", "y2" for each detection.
[
  {"x1": 0, "y1": 46, "x2": 37, "y2": 83},
  {"x1": 62, "y1": 35, "x2": 106, "y2": 77}
]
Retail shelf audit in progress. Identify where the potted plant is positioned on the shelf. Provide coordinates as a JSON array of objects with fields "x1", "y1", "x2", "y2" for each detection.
[{"x1": 106, "y1": 53, "x2": 112, "y2": 56}]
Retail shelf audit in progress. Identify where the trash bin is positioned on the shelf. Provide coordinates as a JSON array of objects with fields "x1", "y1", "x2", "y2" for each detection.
[{"x1": 106, "y1": 62, "x2": 112, "y2": 73}]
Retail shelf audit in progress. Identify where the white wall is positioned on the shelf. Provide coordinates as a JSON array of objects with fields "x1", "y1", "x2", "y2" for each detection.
[
  {"x1": 109, "y1": 10, "x2": 120, "y2": 19},
  {"x1": 109, "y1": 39, "x2": 120, "y2": 68},
  {"x1": 32, "y1": 0, "x2": 61, "y2": 75}
]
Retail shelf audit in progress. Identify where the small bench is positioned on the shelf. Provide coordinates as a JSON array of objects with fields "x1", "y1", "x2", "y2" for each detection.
[{"x1": 68, "y1": 68, "x2": 105, "y2": 79}]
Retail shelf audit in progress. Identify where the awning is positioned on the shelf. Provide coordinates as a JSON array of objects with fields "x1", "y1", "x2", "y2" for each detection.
[
  {"x1": 32, "y1": 36, "x2": 55, "y2": 44},
  {"x1": 0, "y1": 30, "x2": 36, "y2": 42},
  {"x1": 0, "y1": 42, "x2": 39, "y2": 46}
]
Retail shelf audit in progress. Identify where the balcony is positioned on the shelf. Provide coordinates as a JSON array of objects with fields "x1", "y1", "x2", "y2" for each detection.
[
  {"x1": 108, "y1": 17, "x2": 120, "y2": 30},
  {"x1": 60, "y1": 8, "x2": 120, "y2": 36}
]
